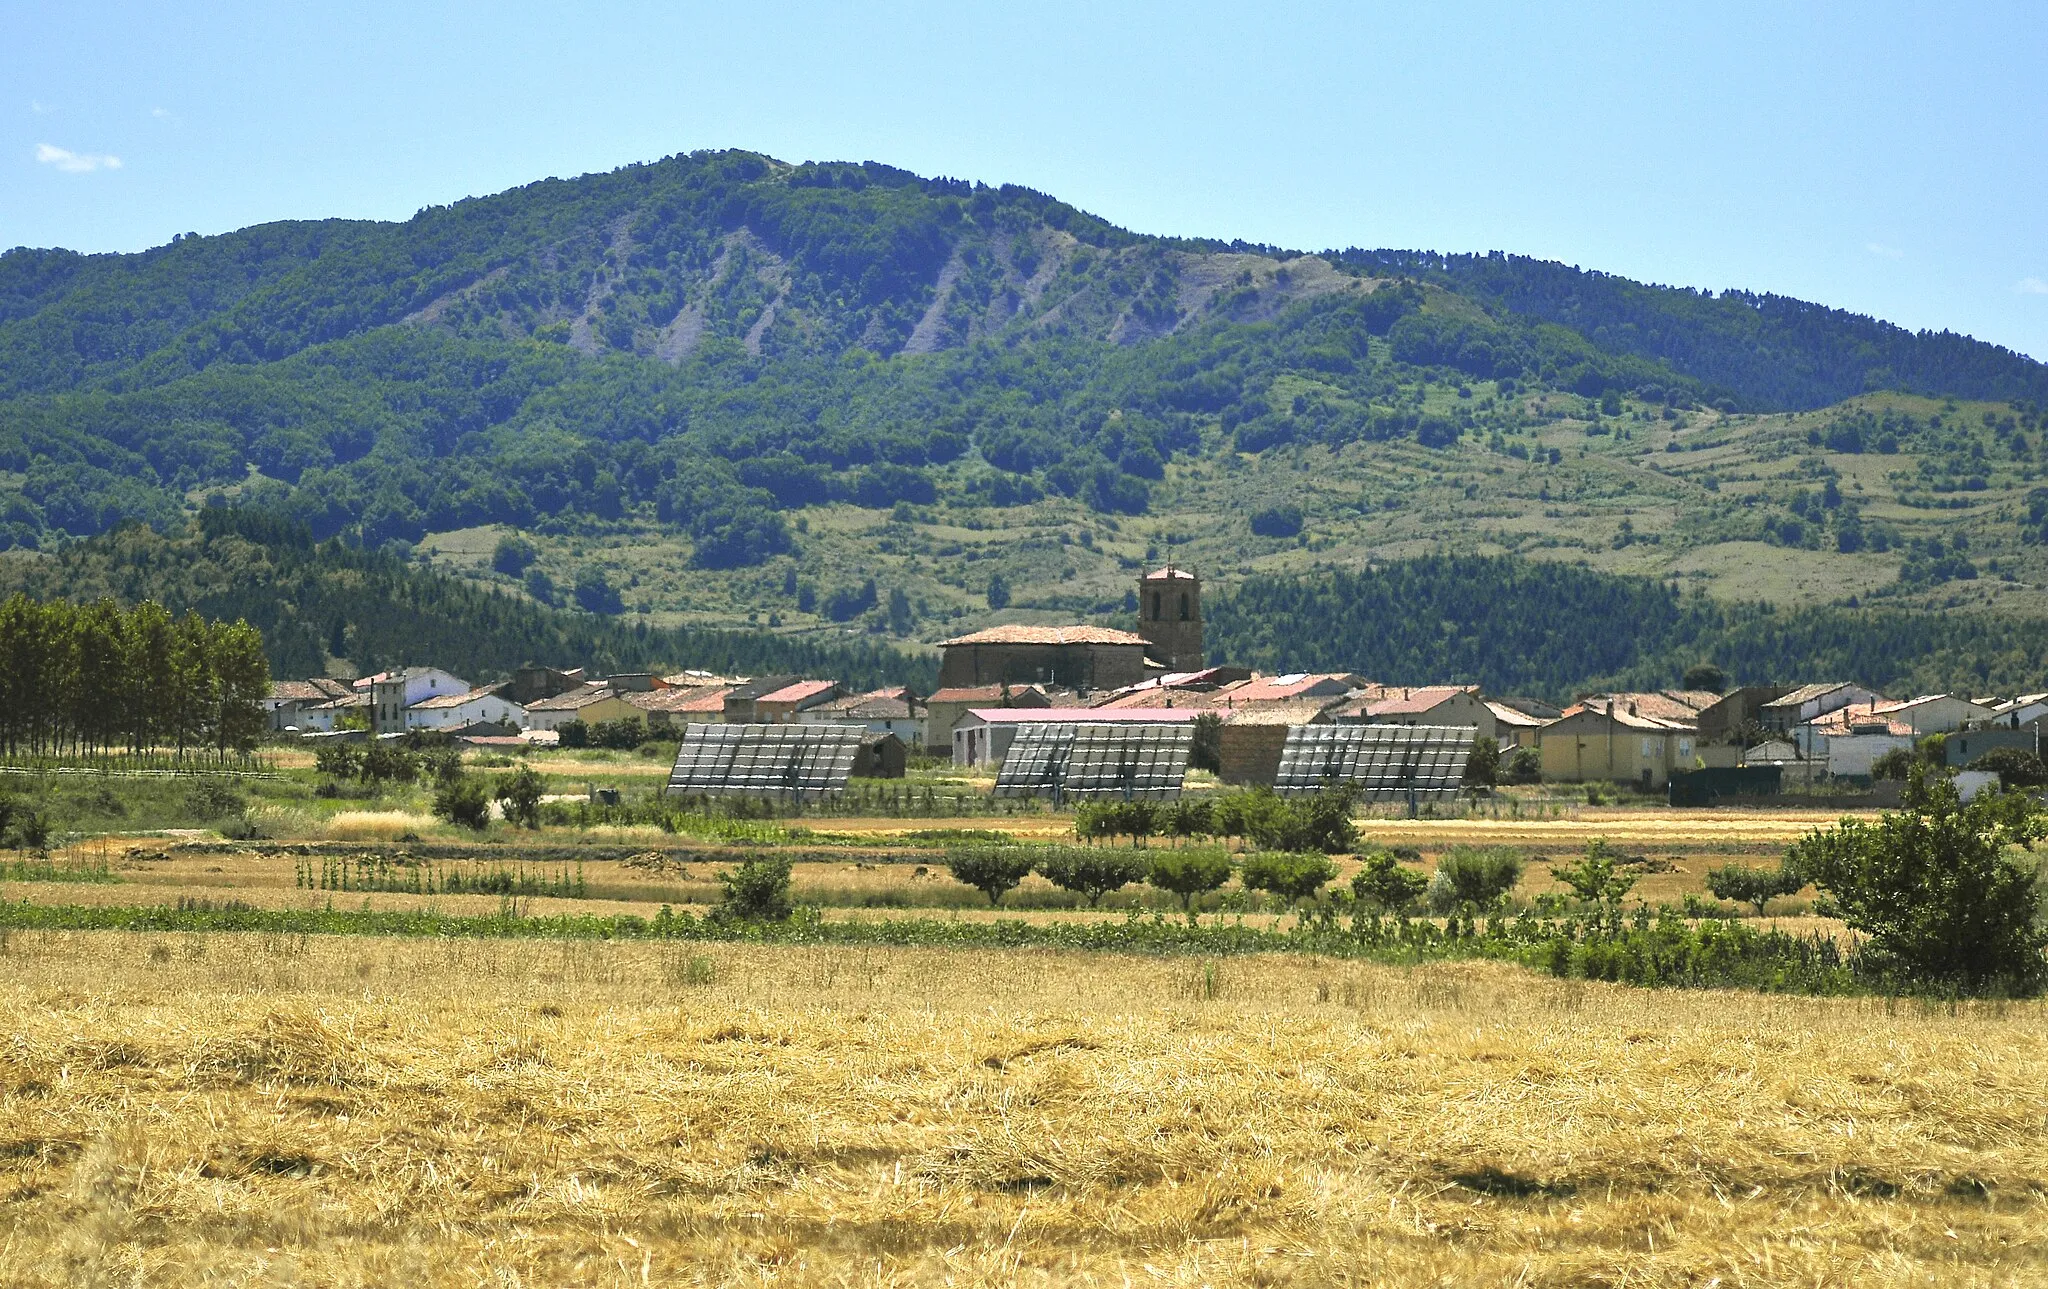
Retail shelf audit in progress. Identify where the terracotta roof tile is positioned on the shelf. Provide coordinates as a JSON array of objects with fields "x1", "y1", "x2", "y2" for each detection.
[{"x1": 938, "y1": 624, "x2": 1149, "y2": 647}]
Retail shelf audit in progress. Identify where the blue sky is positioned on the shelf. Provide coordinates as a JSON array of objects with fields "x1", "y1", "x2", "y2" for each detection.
[{"x1": 7, "y1": 0, "x2": 2046, "y2": 360}]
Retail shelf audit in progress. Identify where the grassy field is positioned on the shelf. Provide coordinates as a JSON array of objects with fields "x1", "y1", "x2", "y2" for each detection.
[{"x1": 2, "y1": 932, "x2": 2044, "y2": 1285}]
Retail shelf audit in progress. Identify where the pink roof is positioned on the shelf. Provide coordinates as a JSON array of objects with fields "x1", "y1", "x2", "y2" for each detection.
[
  {"x1": 965, "y1": 707, "x2": 1201, "y2": 724},
  {"x1": 1141, "y1": 566, "x2": 1199, "y2": 581},
  {"x1": 757, "y1": 679, "x2": 838, "y2": 706}
]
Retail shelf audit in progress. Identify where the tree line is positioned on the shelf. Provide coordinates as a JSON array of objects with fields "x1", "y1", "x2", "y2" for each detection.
[
  {"x1": 0, "y1": 510, "x2": 934, "y2": 692},
  {"x1": 0, "y1": 594, "x2": 269, "y2": 759},
  {"x1": 1206, "y1": 554, "x2": 2048, "y2": 699}
]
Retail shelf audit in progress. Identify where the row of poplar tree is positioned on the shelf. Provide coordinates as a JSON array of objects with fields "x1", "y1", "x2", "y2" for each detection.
[{"x1": 0, "y1": 595, "x2": 271, "y2": 760}]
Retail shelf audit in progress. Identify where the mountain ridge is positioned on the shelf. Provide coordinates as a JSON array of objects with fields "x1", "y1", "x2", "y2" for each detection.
[{"x1": 0, "y1": 148, "x2": 2043, "y2": 653}]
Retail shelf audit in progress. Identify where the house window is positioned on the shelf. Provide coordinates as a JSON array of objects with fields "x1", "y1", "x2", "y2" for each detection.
[
  {"x1": 1151, "y1": 592, "x2": 1161, "y2": 619},
  {"x1": 1640, "y1": 738, "x2": 1657, "y2": 757},
  {"x1": 1179, "y1": 593, "x2": 1190, "y2": 621}
]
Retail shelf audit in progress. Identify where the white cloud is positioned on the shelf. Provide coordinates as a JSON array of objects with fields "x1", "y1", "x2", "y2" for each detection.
[
  {"x1": 2019, "y1": 278, "x2": 2048, "y2": 296},
  {"x1": 34, "y1": 143, "x2": 121, "y2": 173},
  {"x1": 1864, "y1": 241, "x2": 1904, "y2": 260},
  {"x1": 30, "y1": 100, "x2": 50, "y2": 115},
  {"x1": 151, "y1": 106, "x2": 170, "y2": 119}
]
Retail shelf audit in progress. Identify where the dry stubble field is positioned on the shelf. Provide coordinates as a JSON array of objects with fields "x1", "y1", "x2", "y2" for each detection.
[{"x1": 3, "y1": 930, "x2": 2046, "y2": 1286}]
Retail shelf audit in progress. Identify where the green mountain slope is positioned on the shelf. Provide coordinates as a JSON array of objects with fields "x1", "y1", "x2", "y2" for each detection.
[{"x1": 1, "y1": 148, "x2": 2044, "y2": 653}]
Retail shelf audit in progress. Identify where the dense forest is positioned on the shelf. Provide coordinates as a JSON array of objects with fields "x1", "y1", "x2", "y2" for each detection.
[
  {"x1": 1, "y1": 149, "x2": 2044, "y2": 565},
  {"x1": 0, "y1": 594, "x2": 269, "y2": 758},
  {"x1": 1206, "y1": 556, "x2": 2048, "y2": 698},
  {"x1": 0, "y1": 509, "x2": 934, "y2": 691}
]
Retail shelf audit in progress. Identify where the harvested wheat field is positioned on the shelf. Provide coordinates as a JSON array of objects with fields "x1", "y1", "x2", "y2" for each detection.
[{"x1": 3, "y1": 933, "x2": 2045, "y2": 1286}]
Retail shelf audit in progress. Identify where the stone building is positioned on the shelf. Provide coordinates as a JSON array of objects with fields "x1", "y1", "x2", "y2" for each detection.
[
  {"x1": 938, "y1": 568, "x2": 1206, "y2": 693},
  {"x1": 935, "y1": 625, "x2": 1153, "y2": 692},
  {"x1": 1137, "y1": 566, "x2": 1203, "y2": 671}
]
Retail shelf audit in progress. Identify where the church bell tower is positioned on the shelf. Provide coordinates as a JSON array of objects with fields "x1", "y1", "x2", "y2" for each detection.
[{"x1": 1137, "y1": 565, "x2": 1203, "y2": 671}]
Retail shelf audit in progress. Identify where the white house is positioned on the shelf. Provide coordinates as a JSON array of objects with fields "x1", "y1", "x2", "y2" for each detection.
[
  {"x1": 1869, "y1": 694, "x2": 1994, "y2": 736},
  {"x1": 1761, "y1": 682, "x2": 1884, "y2": 734},
  {"x1": 1803, "y1": 705, "x2": 1914, "y2": 777},
  {"x1": 354, "y1": 667, "x2": 471, "y2": 707},
  {"x1": 407, "y1": 686, "x2": 530, "y2": 731}
]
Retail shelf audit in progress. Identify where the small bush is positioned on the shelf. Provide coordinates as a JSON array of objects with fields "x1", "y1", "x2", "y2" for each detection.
[
  {"x1": 432, "y1": 776, "x2": 491, "y2": 831},
  {"x1": 1434, "y1": 846, "x2": 1523, "y2": 911},
  {"x1": 1240, "y1": 852, "x2": 1338, "y2": 908},
  {"x1": 714, "y1": 855, "x2": 794, "y2": 922},
  {"x1": 1146, "y1": 850, "x2": 1234, "y2": 915},
  {"x1": 1037, "y1": 848, "x2": 1149, "y2": 907},
  {"x1": 1786, "y1": 770, "x2": 2048, "y2": 994},
  {"x1": 1968, "y1": 747, "x2": 2048, "y2": 788},
  {"x1": 184, "y1": 781, "x2": 247, "y2": 820},
  {"x1": 313, "y1": 743, "x2": 362, "y2": 779},
  {"x1": 494, "y1": 765, "x2": 546, "y2": 829},
  {"x1": 945, "y1": 847, "x2": 1039, "y2": 906},
  {"x1": 556, "y1": 720, "x2": 590, "y2": 749},
  {"x1": 1704, "y1": 862, "x2": 1804, "y2": 916},
  {"x1": 1352, "y1": 850, "x2": 1427, "y2": 914},
  {"x1": 1503, "y1": 747, "x2": 1542, "y2": 784},
  {"x1": 1249, "y1": 504, "x2": 1304, "y2": 538},
  {"x1": 1551, "y1": 839, "x2": 1638, "y2": 904}
]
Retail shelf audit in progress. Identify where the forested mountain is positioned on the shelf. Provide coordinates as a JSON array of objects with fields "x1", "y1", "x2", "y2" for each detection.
[
  {"x1": 3, "y1": 148, "x2": 2046, "y2": 688},
  {"x1": 2, "y1": 147, "x2": 2044, "y2": 563},
  {"x1": 0, "y1": 510, "x2": 932, "y2": 690},
  {"x1": 1207, "y1": 556, "x2": 2048, "y2": 698}
]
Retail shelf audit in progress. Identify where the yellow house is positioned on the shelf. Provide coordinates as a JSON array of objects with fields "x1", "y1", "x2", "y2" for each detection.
[
  {"x1": 524, "y1": 684, "x2": 644, "y2": 732},
  {"x1": 1540, "y1": 701, "x2": 1697, "y2": 790}
]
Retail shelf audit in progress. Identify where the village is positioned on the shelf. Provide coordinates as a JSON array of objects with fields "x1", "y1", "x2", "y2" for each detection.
[{"x1": 265, "y1": 565, "x2": 2048, "y2": 800}]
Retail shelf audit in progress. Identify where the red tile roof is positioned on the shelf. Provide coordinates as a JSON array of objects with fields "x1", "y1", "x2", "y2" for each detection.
[
  {"x1": 1220, "y1": 674, "x2": 1355, "y2": 705},
  {"x1": 1140, "y1": 566, "x2": 1199, "y2": 581},
  {"x1": 938, "y1": 625, "x2": 1148, "y2": 647},
  {"x1": 757, "y1": 679, "x2": 838, "y2": 706}
]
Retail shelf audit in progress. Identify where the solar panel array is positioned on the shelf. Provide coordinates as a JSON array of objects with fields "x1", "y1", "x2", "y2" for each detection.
[
  {"x1": 993, "y1": 723, "x2": 1194, "y2": 801},
  {"x1": 1273, "y1": 724, "x2": 1475, "y2": 800},
  {"x1": 665, "y1": 723, "x2": 865, "y2": 799}
]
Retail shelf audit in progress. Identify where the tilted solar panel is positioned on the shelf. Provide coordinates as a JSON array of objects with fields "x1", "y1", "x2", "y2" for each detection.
[
  {"x1": 665, "y1": 723, "x2": 865, "y2": 799},
  {"x1": 992, "y1": 723, "x2": 1193, "y2": 801},
  {"x1": 992, "y1": 724, "x2": 1071, "y2": 799},
  {"x1": 1274, "y1": 724, "x2": 1475, "y2": 800}
]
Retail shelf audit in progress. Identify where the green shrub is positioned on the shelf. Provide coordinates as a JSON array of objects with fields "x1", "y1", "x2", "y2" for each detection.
[
  {"x1": 1036, "y1": 848, "x2": 1149, "y2": 907},
  {"x1": 432, "y1": 776, "x2": 491, "y2": 831},
  {"x1": 557, "y1": 719, "x2": 590, "y2": 749},
  {"x1": 1503, "y1": 747, "x2": 1542, "y2": 784},
  {"x1": 1242, "y1": 786, "x2": 1357, "y2": 854},
  {"x1": 1165, "y1": 798, "x2": 1214, "y2": 843},
  {"x1": 1146, "y1": 850, "x2": 1234, "y2": 915},
  {"x1": 1786, "y1": 769, "x2": 2048, "y2": 995},
  {"x1": 494, "y1": 765, "x2": 546, "y2": 829},
  {"x1": 714, "y1": 855, "x2": 794, "y2": 922},
  {"x1": 1434, "y1": 846, "x2": 1523, "y2": 911},
  {"x1": 945, "y1": 846, "x2": 1039, "y2": 906},
  {"x1": 1969, "y1": 747, "x2": 2048, "y2": 788},
  {"x1": 1704, "y1": 862, "x2": 1804, "y2": 915},
  {"x1": 1551, "y1": 839, "x2": 1638, "y2": 904},
  {"x1": 1240, "y1": 852, "x2": 1338, "y2": 908},
  {"x1": 313, "y1": 743, "x2": 361, "y2": 779},
  {"x1": 1462, "y1": 737, "x2": 1501, "y2": 788},
  {"x1": 183, "y1": 781, "x2": 247, "y2": 820},
  {"x1": 1351, "y1": 850, "x2": 1427, "y2": 914}
]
